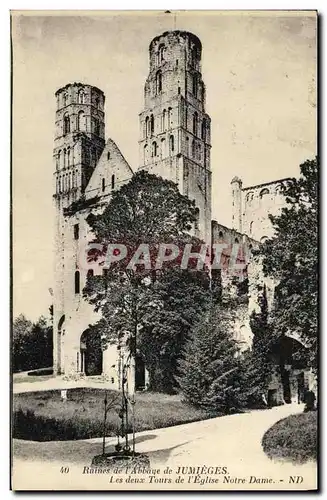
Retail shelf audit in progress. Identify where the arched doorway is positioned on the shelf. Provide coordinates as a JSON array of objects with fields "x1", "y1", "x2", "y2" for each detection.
[
  {"x1": 80, "y1": 329, "x2": 103, "y2": 376},
  {"x1": 57, "y1": 315, "x2": 65, "y2": 374}
]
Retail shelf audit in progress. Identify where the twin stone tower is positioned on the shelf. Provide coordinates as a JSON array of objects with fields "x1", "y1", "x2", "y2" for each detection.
[{"x1": 52, "y1": 30, "x2": 284, "y2": 390}]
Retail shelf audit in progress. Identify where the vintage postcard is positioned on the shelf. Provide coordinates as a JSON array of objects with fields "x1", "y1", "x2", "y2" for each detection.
[{"x1": 11, "y1": 10, "x2": 318, "y2": 491}]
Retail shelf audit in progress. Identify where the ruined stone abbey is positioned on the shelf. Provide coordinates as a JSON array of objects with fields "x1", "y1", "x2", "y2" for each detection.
[{"x1": 53, "y1": 30, "x2": 312, "y2": 405}]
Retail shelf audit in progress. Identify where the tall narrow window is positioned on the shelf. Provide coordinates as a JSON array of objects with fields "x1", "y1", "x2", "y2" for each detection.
[
  {"x1": 191, "y1": 140, "x2": 196, "y2": 158},
  {"x1": 111, "y1": 174, "x2": 115, "y2": 190},
  {"x1": 102, "y1": 178, "x2": 105, "y2": 192},
  {"x1": 161, "y1": 138, "x2": 166, "y2": 159},
  {"x1": 152, "y1": 141, "x2": 157, "y2": 157},
  {"x1": 201, "y1": 119, "x2": 206, "y2": 140},
  {"x1": 67, "y1": 148, "x2": 71, "y2": 167},
  {"x1": 78, "y1": 91, "x2": 85, "y2": 104},
  {"x1": 63, "y1": 149, "x2": 67, "y2": 168},
  {"x1": 168, "y1": 107, "x2": 172, "y2": 129},
  {"x1": 191, "y1": 47, "x2": 197, "y2": 68},
  {"x1": 158, "y1": 44, "x2": 165, "y2": 64},
  {"x1": 169, "y1": 135, "x2": 174, "y2": 154},
  {"x1": 193, "y1": 112, "x2": 198, "y2": 136},
  {"x1": 74, "y1": 271, "x2": 80, "y2": 294},
  {"x1": 192, "y1": 74, "x2": 198, "y2": 97},
  {"x1": 63, "y1": 93, "x2": 68, "y2": 107},
  {"x1": 145, "y1": 116, "x2": 149, "y2": 137},
  {"x1": 144, "y1": 144, "x2": 148, "y2": 164},
  {"x1": 162, "y1": 109, "x2": 166, "y2": 131},
  {"x1": 74, "y1": 223, "x2": 79, "y2": 240},
  {"x1": 78, "y1": 111, "x2": 86, "y2": 132},
  {"x1": 56, "y1": 151, "x2": 61, "y2": 170},
  {"x1": 156, "y1": 70, "x2": 162, "y2": 94},
  {"x1": 63, "y1": 114, "x2": 70, "y2": 135},
  {"x1": 107, "y1": 151, "x2": 110, "y2": 161},
  {"x1": 72, "y1": 170, "x2": 75, "y2": 188},
  {"x1": 150, "y1": 114, "x2": 154, "y2": 135}
]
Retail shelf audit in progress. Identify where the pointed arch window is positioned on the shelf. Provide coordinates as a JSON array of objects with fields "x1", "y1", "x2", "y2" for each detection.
[
  {"x1": 63, "y1": 114, "x2": 70, "y2": 135},
  {"x1": 67, "y1": 148, "x2": 71, "y2": 167},
  {"x1": 78, "y1": 111, "x2": 86, "y2": 132},
  {"x1": 111, "y1": 174, "x2": 115, "y2": 190},
  {"x1": 150, "y1": 114, "x2": 154, "y2": 135},
  {"x1": 193, "y1": 112, "x2": 198, "y2": 136},
  {"x1": 145, "y1": 116, "x2": 149, "y2": 138},
  {"x1": 152, "y1": 141, "x2": 157, "y2": 157},
  {"x1": 144, "y1": 144, "x2": 148, "y2": 164},
  {"x1": 74, "y1": 270, "x2": 80, "y2": 294},
  {"x1": 102, "y1": 178, "x2": 105, "y2": 192},
  {"x1": 169, "y1": 135, "x2": 174, "y2": 154},
  {"x1": 156, "y1": 70, "x2": 162, "y2": 94}
]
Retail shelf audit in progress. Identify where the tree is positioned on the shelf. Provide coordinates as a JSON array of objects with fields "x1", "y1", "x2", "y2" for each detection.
[
  {"x1": 12, "y1": 314, "x2": 33, "y2": 372},
  {"x1": 84, "y1": 171, "x2": 210, "y2": 392},
  {"x1": 12, "y1": 314, "x2": 53, "y2": 372},
  {"x1": 177, "y1": 303, "x2": 242, "y2": 413},
  {"x1": 262, "y1": 157, "x2": 318, "y2": 368}
]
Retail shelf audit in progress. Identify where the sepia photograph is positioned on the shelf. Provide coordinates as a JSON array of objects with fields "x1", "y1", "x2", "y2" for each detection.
[{"x1": 11, "y1": 9, "x2": 318, "y2": 491}]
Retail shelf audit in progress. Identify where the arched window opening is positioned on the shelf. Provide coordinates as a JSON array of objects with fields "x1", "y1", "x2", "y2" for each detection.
[
  {"x1": 111, "y1": 174, "x2": 115, "y2": 190},
  {"x1": 107, "y1": 151, "x2": 110, "y2": 161},
  {"x1": 259, "y1": 188, "x2": 270, "y2": 199},
  {"x1": 152, "y1": 141, "x2": 157, "y2": 157},
  {"x1": 193, "y1": 112, "x2": 198, "y2": 136},
  {"x1": 235, "y1": 237, "x2": 239, "y2": 244},
  {"x1": 246, "y1": 192, "x2": 254, "y2": 203},
  {"x1": 178, "y1": 86, "x2": 181, "y2": 94},
  {"x1": 72, "y1": 170, "x2": 75, "y2": 189},
  {"x1": 158, "y1": 44, "x2": 165, "y2": 65},
  {"x1": 67, "y1": 148, "x2": 71, "y2": 167},
  {"x1": 169, "y1": 135, "x2": 174, "y2": 154},
  {"x1": 191, "y1": 139, "x2": 196, "y2": 158},
  {"x1": 78, "y1": 111, "x2": 86, "y2": 132},
  {"x1": 218, "y1": 231, "x2": 224, "y2": 239},
  {"x1": 161, "y1": 138, "x2": 166, "y2": 159},
  {"x1": 150, "y1": 114, "x2": 154, "y2": 135},
  {"x1": 78, "y1": 91, "x2": 85, "y2": 104},
  {"x1": 249, "y1": 221, "x2": 254, "y2": 235},
  {"x1": 156, "y1": 70, "x2": 162, "y2": 94},
  {"x1": 168, "y1": 107, "x2": 172, "y2": 129},
  {"x1": 192, "y1": 74, "x2": 198, "y2": 97},
  {"x1": 63, "y1": 114, "x2": 70, "y2": 135},
  {"x1": 186, "y1": 136, "x2": 189, "y2": 156},
  {"x1": 201, "y1": 119, "x2": 206, "y2": 140},
  {"x1": 74, "y1": 271, "x2": 80, "y2": 294},
  {"x1": 144, "y1": 144, "x2": 148, "y2": 164},
  {"x1": 63, "y1": 93, "x2": 68, "y2": 107},
  {"x1": 162, "y1": 110, "x2": 166, "y2": 131},
  {"x1": 63, "y1": 149, "x2": 67, "y2": 168},
  {"x1": 102, "y1": 178, "x2": 105, "y2": 192},
  {"x1": 145, "y1": 116, "x2": 149, "y2": 138}
]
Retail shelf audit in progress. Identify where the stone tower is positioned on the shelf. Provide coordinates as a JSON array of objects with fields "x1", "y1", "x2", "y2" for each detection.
[
  {"x1": 138, "y1": 30, "x2": 212, "y2": 243},
  {"x1": 52, "y1": 83, "x2": 106, "y2": 374}
]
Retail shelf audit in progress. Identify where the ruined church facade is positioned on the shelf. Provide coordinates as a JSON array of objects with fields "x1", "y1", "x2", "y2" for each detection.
[{"x1": 52, "y1": 30, "x2": 310, "y2": 403}]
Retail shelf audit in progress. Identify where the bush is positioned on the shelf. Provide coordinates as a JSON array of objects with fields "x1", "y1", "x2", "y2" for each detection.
[{"x1": 262, "y1": 411, "x2": 317, "y2": 464}]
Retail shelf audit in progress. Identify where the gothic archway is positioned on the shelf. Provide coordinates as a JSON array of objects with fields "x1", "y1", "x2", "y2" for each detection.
[{"x1": 80, "y1": 329, "x2": 103, "y2": 376}]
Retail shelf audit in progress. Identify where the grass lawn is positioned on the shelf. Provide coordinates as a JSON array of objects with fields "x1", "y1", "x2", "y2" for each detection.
[
  {"x1": 262, "y1": 411, "x2": 317, "y2": 464},
  {"x1": 13, "y1": 388, "x2": 216, "y2": 441},
  {"x1": 13, "y1": 374, "x2": 54, "y2": 384}
]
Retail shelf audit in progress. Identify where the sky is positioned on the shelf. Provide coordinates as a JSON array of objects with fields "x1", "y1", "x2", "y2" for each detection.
[{"x1": 12, "y1": 10, "x2": 317, "y2": 321}]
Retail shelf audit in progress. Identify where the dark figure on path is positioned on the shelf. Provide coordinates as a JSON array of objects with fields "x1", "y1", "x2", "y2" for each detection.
[{"x1": 304, "y1": 390, "x2": 316, "y2": 412}]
